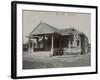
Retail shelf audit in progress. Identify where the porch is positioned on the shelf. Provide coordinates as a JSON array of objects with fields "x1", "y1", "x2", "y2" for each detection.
[{"x1": 28, "y1": 33, "x2": 81, "y2": 56}]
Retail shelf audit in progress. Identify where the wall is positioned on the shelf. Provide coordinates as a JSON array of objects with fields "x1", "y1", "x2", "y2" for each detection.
[{"x1": 0, "y1": 0, "x2": 99, "y2": 80}]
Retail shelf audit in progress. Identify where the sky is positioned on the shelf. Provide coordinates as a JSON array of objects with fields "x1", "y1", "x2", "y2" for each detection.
[{"x1": 22, "y1": 10, "x2": 91, "y2": 43}]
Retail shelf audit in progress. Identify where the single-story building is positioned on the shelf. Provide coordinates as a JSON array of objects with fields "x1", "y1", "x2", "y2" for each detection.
[{"x1": 27, "y1": 22, "x2": 89, "y2": 56}]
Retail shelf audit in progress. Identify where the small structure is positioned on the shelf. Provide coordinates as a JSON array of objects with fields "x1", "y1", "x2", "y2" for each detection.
[{"x1": 27, "y1": 22, "x2": 89, "y2": 56}]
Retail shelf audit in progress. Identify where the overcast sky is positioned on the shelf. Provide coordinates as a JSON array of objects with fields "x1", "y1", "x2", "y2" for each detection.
[{"x1": 22, "y1": 10, "x2": 91, "y2": 43}]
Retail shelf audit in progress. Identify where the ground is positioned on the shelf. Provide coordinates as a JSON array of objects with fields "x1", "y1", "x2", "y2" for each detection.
[{"x1": 23, "y1": 52, "x2": 91, "y2": 69}]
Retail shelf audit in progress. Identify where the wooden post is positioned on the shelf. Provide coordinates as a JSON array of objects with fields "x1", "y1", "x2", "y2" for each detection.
[
  {"x1": 43, "y1": 35, "x2": 45, "y2": 50},
  {"x1": 36, "y1": 38, "x2": 39, "y2": 48},
  {"x1": 32, "y1": 38, "x2": 34, "y2": 52},
  {"x1": 79, "y1": 39, "x2": 81, "y2": 48},
  {"x1": 28, "y1": 38, "x2": 31, "y2": 52},
  {"x1": 51, "y1": 35, "x2": 54, "y2": 49},
  {"x1": 60, "y1": 36, "x2": 61, "y2": 48},
  {"x1": 68, "y1": 40, "x2": 71, "y2": 52},
  {"x1": 50, "y1": 35, "x2": 54, "y2": 56},
  {"x1": 60, "y1": 36, "x2": 62, "y2": 55},
  {"x1": 73, "y1": 34, "x2": 77, "y2": 47},
  {"x1": 28, "y1": 39, "x2": 30, "y2": 51},
  {"x1": 79, "y1": 39, "x2": 81, "y2": 53}
]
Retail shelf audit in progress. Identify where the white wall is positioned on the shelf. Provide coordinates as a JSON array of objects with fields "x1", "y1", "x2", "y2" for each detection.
[{"x1": 0, "y1": 0, "x2": 99, "y2": 80}]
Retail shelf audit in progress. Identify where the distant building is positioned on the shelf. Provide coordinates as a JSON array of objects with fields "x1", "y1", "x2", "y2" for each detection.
[{"x1": 27, "y1": 22, "x2": 89, "y2": 56}]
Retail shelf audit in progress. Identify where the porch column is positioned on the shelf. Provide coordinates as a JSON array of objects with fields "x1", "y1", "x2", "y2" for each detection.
[
  {"x1": 36, "y1": 38, "x2": 39, "y2": 48},
  {"x1": 28, "y1": 39, "x2": 31, "y2": 52},
  {"x1": 79, "y1": 39, "x2": 81, "y2": 52},
  {"x1": 28, "y1": 39, "x2": 30, "y2": 51},
  {"x1": 73, "y1": 34, "x2": 77, "y2": 47},
  {"x1": 50, "y1": 35, "x2": 54, "y2": 56},
  {"x1": 78, "y1": 39, "x2": 80, "y2": 48},
  {"x1": 32, "y1": 38, "x2": 34, "y2": 52},
  {"x1": 60, "y1": 36, "x2": 61, "y2": 48},
  {"x1": 43, "y1": 35, "x2": 45, "y2": 49},
  {"x1": 68, "y1": 40, "x2": 71, "y2": 52}
]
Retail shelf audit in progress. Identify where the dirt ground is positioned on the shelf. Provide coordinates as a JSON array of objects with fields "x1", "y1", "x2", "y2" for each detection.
[{"x1": 23, "y1": 52, "x2": 91, "y2": 69}]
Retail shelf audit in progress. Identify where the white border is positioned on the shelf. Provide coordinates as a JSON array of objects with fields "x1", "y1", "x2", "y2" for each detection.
[{"x1": 17, "y1": 3, "x2": 96, "y2": 77}]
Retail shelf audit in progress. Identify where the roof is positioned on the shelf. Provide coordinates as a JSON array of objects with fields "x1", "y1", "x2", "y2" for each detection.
[
  {"x1": 29, "y1": 22, "x2": 82, "y2": 36},
  {"x1": 59, "y1": 28, "x2": 82, "y2": 35}
]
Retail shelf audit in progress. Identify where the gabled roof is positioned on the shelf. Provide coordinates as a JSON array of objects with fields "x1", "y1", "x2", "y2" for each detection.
[
  {"x1": 30, "y1": 22, "x2": 59, "y2": 36},
  {"x1": 30, "y1": 22, "x2": 82, "y2": 36}
]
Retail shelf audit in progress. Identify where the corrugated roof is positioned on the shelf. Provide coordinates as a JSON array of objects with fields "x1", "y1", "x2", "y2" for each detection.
[
  {"x1": 30, "y1": 22, "x2": 82, "y2": 36},
  {"x1": 59, "y1": 28, "x2": 82, "y2": 35}
]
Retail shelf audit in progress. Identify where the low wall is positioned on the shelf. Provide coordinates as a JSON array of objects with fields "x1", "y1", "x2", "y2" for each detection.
[{"x1": 33, "y1": 51, "x2": 51, "y2": 56}]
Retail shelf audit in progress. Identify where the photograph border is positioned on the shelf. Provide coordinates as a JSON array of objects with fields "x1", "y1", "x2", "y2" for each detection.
[{"x1": 11, "y1": 1, "x2": 98, "y2": 79}]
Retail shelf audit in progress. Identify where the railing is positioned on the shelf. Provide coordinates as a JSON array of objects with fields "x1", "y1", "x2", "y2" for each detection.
[
  {"x1": 63, "y1": 47, "x2": 81, "y2": 55},
  {"x1": 53, "y1": 47, "x2": 81, "y2": 56},
  {"x1": 34, "y1": 48, "x2": 51, "y2": 52},
  {"x1": 33, "y1": 47, "x2": 81, "y2": 56},
  {"x1": 53, "y1": 48, "x2": 63, "y2": 56}
]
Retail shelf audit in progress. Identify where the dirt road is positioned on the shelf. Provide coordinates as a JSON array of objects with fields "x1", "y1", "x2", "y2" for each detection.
[{"x1": 23, "y1": 52, "x2": 91, "y2": 69}]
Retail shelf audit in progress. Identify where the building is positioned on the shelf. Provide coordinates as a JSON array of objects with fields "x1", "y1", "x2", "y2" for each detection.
[{"x1": 27, "y1": 22, "x2": 89, "y2": 56}]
